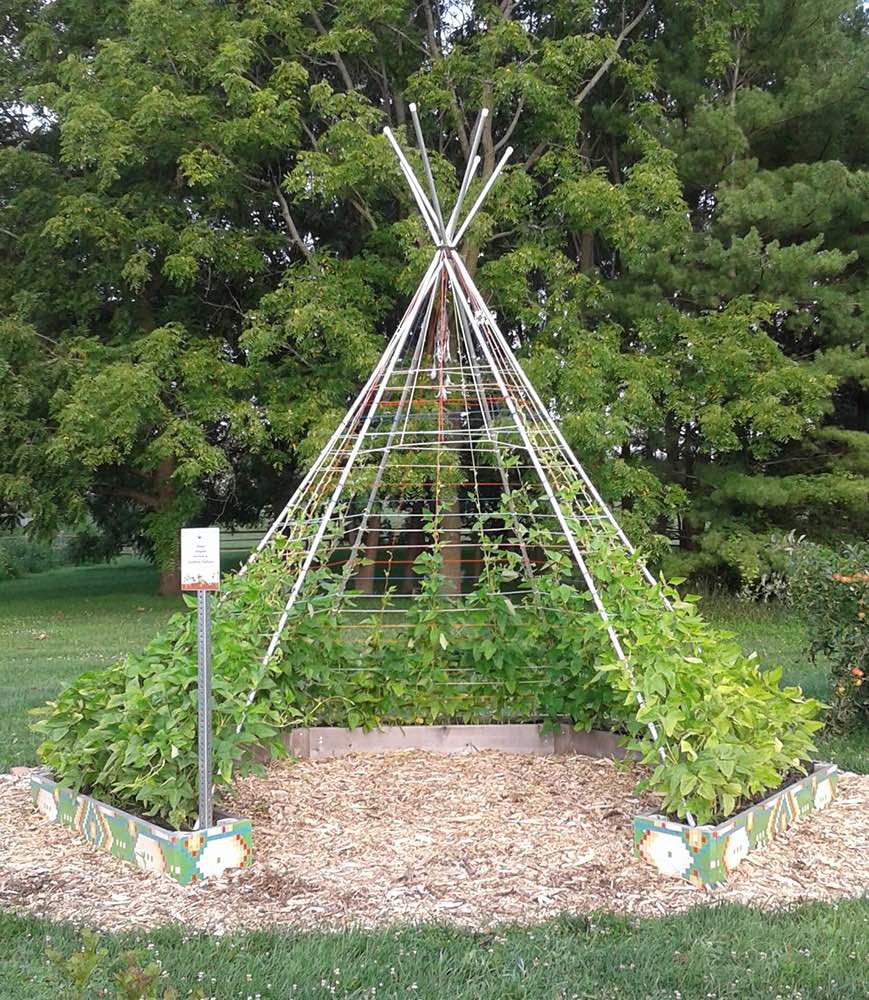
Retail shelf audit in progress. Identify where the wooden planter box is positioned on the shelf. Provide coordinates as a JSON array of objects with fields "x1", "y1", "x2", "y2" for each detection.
[
  {"x1": 30, "y1": 772, "x2": 253, "y2": 885},
  {"x1": 633, "y1": 762, "x2": 839, "y2": 889},
  {"x1": 282, "y1": 722, "x2": 630, "y2": 760}
]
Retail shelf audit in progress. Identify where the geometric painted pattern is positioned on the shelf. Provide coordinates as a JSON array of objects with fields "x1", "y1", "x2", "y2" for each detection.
[
  {"x1": 633, "y1": 762, "x2": 839, "y2": 889},
  {"x1": 30, "y1": 773, "x2": 253, "y2": 885}
]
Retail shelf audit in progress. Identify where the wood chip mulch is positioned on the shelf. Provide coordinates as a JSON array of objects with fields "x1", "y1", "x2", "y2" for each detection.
[{"x1": 2, "y1": 752, "x2": 867, "y2": 933}]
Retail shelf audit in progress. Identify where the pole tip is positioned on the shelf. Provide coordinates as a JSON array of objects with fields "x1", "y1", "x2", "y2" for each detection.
[
  {"x1": 481, "y1": 108, "x2": 490, "y2": 118},
  {"x1": 409, "y1": 102, "x2": 417, "y2": 113}
]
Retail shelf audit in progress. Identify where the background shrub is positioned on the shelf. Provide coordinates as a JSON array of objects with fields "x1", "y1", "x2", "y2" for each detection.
[
  {"x1": 783, "y1": 536, "x2": 868, "y2": 730},
  {"x1": 63, "y1": 522, "x2": 127, "y2": 566},
  {"x1": 0, "y1": 532, "x2": 63, "y2": 580}
]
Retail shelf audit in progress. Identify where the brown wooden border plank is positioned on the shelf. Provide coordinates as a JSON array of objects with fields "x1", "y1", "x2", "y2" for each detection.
[{"x1": 279, "y1": 723, "x2": 628, "y2": 760}]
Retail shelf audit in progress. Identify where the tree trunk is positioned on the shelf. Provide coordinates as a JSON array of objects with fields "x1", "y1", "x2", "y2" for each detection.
[
  {"x1": 159, "y1": 566, "x2": 181, "y2": 596},
  {"x1": 579, "y1": 229, "x2": 595, "y2": 275},
  {"x1": 441, "y1": 498, "x2": 463, "y2": 595},
  {"x1": 153, "y1": 457, "x2": 182, "y2": 596},
  {"x1": 356, "y1": 516, "x2": 380, "y2": 594},
  {"x1": 461, "y1": 237, "x2": 481, "y2": 279}
]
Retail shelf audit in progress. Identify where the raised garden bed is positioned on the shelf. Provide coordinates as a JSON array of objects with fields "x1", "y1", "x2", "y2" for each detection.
[
  {"x1": 30, "y1": 772, "x2": 253, "y2": 885},
  {"x1": 634, "y1": 762, "x2": 839, "y2": 889},
  {"x1": 282, "y1": 723, "x2": 630, "y2": 759},
  {"x1": 29, "y1": 728, "x2": 841, "y2": 891}
]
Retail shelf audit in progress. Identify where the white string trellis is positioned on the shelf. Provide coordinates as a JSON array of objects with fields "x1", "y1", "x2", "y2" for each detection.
[{"x1": 230, "y1": 104, "x2": 691, "y2": 822}]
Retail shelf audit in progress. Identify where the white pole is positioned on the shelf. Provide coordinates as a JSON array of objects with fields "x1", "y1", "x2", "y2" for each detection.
[
  {"x1": 237, "y1": 252, "x2": 442, "y2": 579},
  {"x1": 384, "y1": 127, "x2": 442, "y2": 245},
  {"x1": 258, "y1": 256, "x2": 444, "y2": 667},
  {"x1": 446, "y1": 156, "x2": 480, "y2": 242},
  {"x1": 444, "y1": 254, "x2": 681, "y2": 802},
  {"x1": 446, "y1": 108, "x2": 488, "y2": 240},
  {"x1": 334, "y1": 286, "x2": 434, "y2": 597},
  {"x1": 450, "y1": 252, "x2": 672, "y2": 609},
  {"x1": 408, "y1": 103, "x2": 446, "y2": 236},
  {"x1": 444, "y1": 254, "x2": 628, "y2": 662},
  {"x1": 451, "y1": 145, "x2": 513, "y2": 248}
]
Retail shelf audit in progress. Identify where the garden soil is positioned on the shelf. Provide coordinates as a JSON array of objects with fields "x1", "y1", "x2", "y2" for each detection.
[{"x1": 1, "y1": 752, "x2": 867, "y2": 933}]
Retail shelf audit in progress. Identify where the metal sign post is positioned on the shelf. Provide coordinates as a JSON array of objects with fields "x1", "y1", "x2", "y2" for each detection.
[
  {"x1": 196, "y1": 588, "x2": 213, "y2": 829},
  {"x1": 181, "y1": 527, "x2": 221, "y2": 830}
]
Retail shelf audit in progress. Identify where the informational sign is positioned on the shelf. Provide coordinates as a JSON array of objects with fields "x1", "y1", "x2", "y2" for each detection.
[
  {"x1": 180, "y1": 527, "x2": 219, "y2": 828},
  {"x1": 181, "y1": 527, "x2": 221, "y2": 592}
]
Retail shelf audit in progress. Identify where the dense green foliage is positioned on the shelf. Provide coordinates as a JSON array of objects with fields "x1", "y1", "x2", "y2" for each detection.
[
  {"x1": 1, "y1": 1, "x2": 866, "y2": 591},
  {"x1": 33, "y1": 511, "x2": 822, "y2": 827},
  {"x1": 32, "y1": 553, "x2": 294, "y2": 827},
  {"x1": 4, "y1": 902, "x2": 869, "y2": 1000},
  {"x1": 0, "y1": 531, "x2": 65, "y2": 580},
  {"x1": 5, "y1": 558, "x2": 862, "y2": 773},
  {"x1": 784, "y1": 536, "x2": 868, "y2": 729}
]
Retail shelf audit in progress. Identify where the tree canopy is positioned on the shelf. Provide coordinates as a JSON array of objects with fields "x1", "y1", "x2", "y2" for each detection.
[{"x1": 1, "y1": 0, "x2": 866, "y2": 592}]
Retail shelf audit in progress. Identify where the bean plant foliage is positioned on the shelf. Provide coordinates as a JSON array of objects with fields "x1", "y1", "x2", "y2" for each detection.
[
  {"x1": 32, "y1": 549, "x2": 298, "y2": 829},
  {"x1": 34, "y1": 504, "x2": 822, "y2": 829}
]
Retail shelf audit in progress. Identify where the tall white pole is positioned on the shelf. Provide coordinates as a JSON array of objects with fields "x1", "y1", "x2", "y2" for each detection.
[
  {"x1": 444, "y1": 254, "x2": 683, "y2": 807},
  {"x1": 451, "y1": 145, "x2": 513, "y2": 247},
  {"x1": 444, "y1": 254, "x2": 628, "y2": 664},
  {"x1": 384, "y1": 127, "x2": 442, "y2": 244},
  {"x1": 446, "y1": 108, "x2": 488, "y2": 240},
  {"x1": 408, "y1": 103, "x2": 446, "y2": 236},
  {"x1": 258, "y1": 256, "x2": 444, "y2": 667},
  {"x1": 237, "y1": 252, "x2": 442, "y2": 580},
  {"x1": 451, "y1": 252, "x2": 672, "y2": 609}
]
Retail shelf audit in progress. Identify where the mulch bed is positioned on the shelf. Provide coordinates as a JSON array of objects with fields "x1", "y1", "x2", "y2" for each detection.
[{"x1": 1, "y1": 751, "x2": 867, "y2": 933}]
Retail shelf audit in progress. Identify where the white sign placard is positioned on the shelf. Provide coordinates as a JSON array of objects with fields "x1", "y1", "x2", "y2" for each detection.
[{"x1": 181, "y1": 527, "x2": 221, "y2": 591}]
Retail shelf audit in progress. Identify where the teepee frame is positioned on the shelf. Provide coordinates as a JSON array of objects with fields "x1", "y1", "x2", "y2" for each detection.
[{"x1": 235, "y1": 106, "x2": 690, "y2": 820}]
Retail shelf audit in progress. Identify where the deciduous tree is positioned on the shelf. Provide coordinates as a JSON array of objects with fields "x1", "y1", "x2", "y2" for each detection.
[{"x1": 0, "y1": 0, "x2": 865, "y2": 591}]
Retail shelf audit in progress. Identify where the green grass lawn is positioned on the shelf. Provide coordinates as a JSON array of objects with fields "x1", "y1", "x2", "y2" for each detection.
[
  {"x1": 698, "y1": 593, "x2": 829, "y2": 699},
  {"x1": 3, "y1": 902, "x2": 868, "y2": 999},
  {"x1": 698, "y1": 593, "x2": 869, "y2": 773},
  {"x1": 0, "y1": 559, "x2": 185, "y2": 770}
]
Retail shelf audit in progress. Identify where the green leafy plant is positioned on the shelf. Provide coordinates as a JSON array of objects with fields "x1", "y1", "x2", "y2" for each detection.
[
  {"x1": 112, "y1": 949, "x2": 180, "y2": 1000},
  {"x1": 32, "y1": 542, "x2": 303, "y2": 829},
  {"x1": 783, "y1": 536, "x2": 868, "y2": 729},
  {"x1": 538, "y1": 519, "x2": 822, "y2": 825},
  {"x1": 46, "y1": 927, "x2": 201, "y2": 1000},
  {"x1": 46, "y1": 927, "x2": 107, "y2": 1000},
  {"x1": 34, "y1": 492, "x2": 823, "y2": 828}
]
